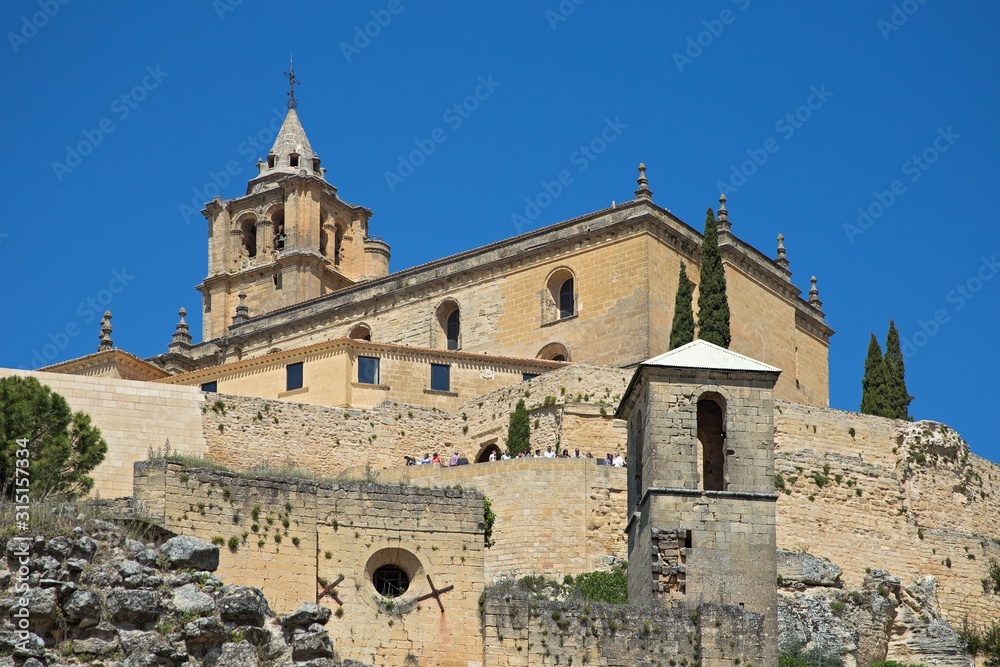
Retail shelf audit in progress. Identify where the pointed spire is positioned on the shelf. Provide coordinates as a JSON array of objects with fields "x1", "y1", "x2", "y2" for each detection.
[
  {"x1": 776, "y1": 233, "x2": 789, "y2": 270},
  {"x1": 808, "y1": 276, "x2": 823, "y2": 310},
  {"x1": 717, "y1": 194, "x2": 731, "y2": 232},
  {"x1": 232, "y1": 292, "x2": 250, "y2": 325},
  {"x1": 634, "y1": 163, "x2": 653, "y2": 200},
  {"x1": 171, "y1": 307, "x2": 193, "y2": 347},
  {"x1": 98, "y1": 311, "x2": 114, "y2": 352}
]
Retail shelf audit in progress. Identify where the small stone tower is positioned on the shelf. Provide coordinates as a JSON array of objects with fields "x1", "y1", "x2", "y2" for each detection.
[
  {"x1": 197, "y1": 98, "x2": 391, "y2": 342},
  {"x1": 616, "y1": 339, "x2": 780, "y2": 664}
]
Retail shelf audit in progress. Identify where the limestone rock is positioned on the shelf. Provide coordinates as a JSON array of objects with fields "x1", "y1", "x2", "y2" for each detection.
[
  {"x1": 291, "y1": 624, "x2": 335, "y2": 660},
  {"x1": 159, "y1": 535, "x2": 220, "y2": 571},
  {"x1": 218, "y1": 585, "x2": 270, "y2": 626},
  {"x1": 777, "y1": 550, "x2": 843, "y2": 588},
  {"x1": 106, "y1": 588, "x2": 162, "y2": 625},
  {"x1": 63, "y1": 589, "x2": 102, "y2": 626},
  {"x1": 217, "y1": 640, "x2": 260, "y2": 667},
  {"x1": 279, "y1": 602, "x2": 331, "y2": 629},
  {"x1": 172, "y1": 583, "x2": 215, "y2": 616}
]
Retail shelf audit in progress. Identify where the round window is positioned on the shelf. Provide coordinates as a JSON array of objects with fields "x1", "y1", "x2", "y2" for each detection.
[{"x1": 372, "y1": 564, "x2": 410, "y2": 597}]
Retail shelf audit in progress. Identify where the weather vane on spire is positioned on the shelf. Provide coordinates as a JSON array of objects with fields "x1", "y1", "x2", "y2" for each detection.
[{"x1": 284, "y1": 55, "x2": 300, "y2": 110}]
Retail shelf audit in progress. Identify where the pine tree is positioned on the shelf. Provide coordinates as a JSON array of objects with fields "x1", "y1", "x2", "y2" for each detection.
[
  {"x1": 506, "y1": 399, "x2": 531, "y2": 456},
  {"x1": 883, "y1": 319, "x2": 913, "y2": 420},
  {"x1": 697, "y1": 207, "x2": 731, "y2": 348},
  {"x1": 860, "y1": 333, "x2": 888, "y2": 417},
  {"x1": 669, "y1": 263, "x2": 695, "y2": 350}
]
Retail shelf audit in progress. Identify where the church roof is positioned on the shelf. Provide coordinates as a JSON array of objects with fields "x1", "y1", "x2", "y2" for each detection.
[
  {"x1": 641, "y1": 340, "x2": 781, "y2": 373},
  {"x1": 269, "y1": 108, "x2": 315, "y2": 168}
]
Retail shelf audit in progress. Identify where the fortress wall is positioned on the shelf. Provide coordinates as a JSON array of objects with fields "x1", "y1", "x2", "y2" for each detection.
[
  {"x1": 368, "y1": 458, "x2": 628, "y2": 582},
  {"x1": 774, "y1": 402, "x2": 1000, "y2": 631},
  {"x1": 201, "y1": 393, "x2": 464, "y2": 474},
  {"x1": 134, "y1": 460, "x2": 486, "y2": 665},
  {"x1": 461, "y1": 364, "x2": 631, "y2": 457},
  {"x1": 0, "y1": 368, "x2": 206, "y2": 498}
]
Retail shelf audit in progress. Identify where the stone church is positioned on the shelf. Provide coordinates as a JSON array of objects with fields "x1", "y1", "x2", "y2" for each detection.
[{"x1": 125, "y1": 95, "x2": 833, "y2": 409}]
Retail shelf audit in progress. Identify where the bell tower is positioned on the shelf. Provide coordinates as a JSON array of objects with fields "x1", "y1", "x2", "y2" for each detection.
[
  {"x1": 617, "y1": 339, "x2": 781, "y2": 665},
  {"x1": 197, "y1": 66, "x2": 391, "y2": 342}
]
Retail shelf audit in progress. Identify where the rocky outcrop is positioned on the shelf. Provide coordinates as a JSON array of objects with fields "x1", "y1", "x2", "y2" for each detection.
[
  {"x1": 779, "y1": 559, "x2": 970, "y2": 667},
  {"x1": 0, "y1": 516, "x2": 362, "y2": 667}
]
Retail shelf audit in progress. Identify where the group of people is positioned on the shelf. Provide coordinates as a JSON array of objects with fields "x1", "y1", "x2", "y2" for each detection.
[{"x1": 403, "y1": 446, "x2": 626, "y2": 467}]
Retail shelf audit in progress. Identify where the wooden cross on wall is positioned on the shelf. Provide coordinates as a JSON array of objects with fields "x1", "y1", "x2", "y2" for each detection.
[
  {"x1": 414, "y1": 575, "x2": 454, "y2": 613},
  {"x1": 317, "y1": 575, "x2": 344, "y2": 606}
]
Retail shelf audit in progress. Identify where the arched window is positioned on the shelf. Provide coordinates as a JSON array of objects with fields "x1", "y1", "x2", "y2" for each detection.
[
  {"x1": 697, "y1": 393, "x2": 726, "y2": 491},
  {"x1": 435, "y1": 300, "x2": 461, "y2": 350},
  {"x1": 537, "y1": 343, "x2": 570, "y2": 362},
  {"x1": 545, "y1": 268, "x2": 577, "y2": 322},
  {"x1": 334, "y1": 223, "x2": 345, "y2": 266},
  {"x1": 240, "y1": 218, "x2": 257, "y2": 259},
  {"x1": 349, "y1": 323, "x2": 372, "y2": 341},
  {"x1": 272, "y1": 210, "x2": 286, "y2": 251},
  {"x1": 446, "y1": 309, "x2": 460, "y2": 350},
  {"x1": 559, "y1": 277, "x2": 575, "y2": 318}
]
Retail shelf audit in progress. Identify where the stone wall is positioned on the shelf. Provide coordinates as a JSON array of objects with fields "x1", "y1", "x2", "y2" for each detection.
[
  {"x1": 0, "y1": 368, "x2": 207, "y2": 498},
  {"x1": 364, "y1": 458, "x2": 628, "y2": 583},
  {"x1": 773, "y1": 401, "x2": 1000, "y2": 633},
  {"x1": 134, "y1": 460, "x2": 486, "y2": 666},
  {"x1": 200, "y1": 393, "x2": 465, "y2": 475},
  {"x1": 481, "y1": 593, "x2": 768, "y2": 667}
]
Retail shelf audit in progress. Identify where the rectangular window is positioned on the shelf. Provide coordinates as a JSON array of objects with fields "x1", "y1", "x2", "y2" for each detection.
[
  {"x1": 286, "y1": 362, "x2": 303, "y2": 391},
  {"x1": 358, "y1": 356, "x2": 380, "y2": 385},
  {"x1": 430, "y1": 363, "x2": 451, "y2": 392},
  {"x1": 200, "y1": 381, "x2": 217, "y2": 393},
  {"x1": 522, "y1": 373, "x2": 539, "y2": 382}
]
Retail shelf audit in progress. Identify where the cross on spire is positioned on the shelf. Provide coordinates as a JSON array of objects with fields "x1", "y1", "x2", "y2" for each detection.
[{"x1": 284, "y1": 56, "x2": 300, "y2": 109}]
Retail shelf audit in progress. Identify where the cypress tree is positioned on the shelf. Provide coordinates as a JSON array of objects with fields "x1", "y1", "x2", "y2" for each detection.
[
  {"x1": 860, "y1": 334, "x2": 888, "y2": 417},
  {"x1": 697, "y1": 207, "x2": 731, "y2": 348},
  {"x1": 883, "y1": 319, "x2": 913, "y2": 420},
  {"x1": 506, "y1": 399, "x2": 531, "y2": 456},
  {"x1": 669, "y1": 263, "x2": 695, "y2": 350}
]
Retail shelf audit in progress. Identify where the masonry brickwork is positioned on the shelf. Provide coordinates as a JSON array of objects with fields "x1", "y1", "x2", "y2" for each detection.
[
  {"x1": 0, "y1": 368, "x2": 206, "y2": 498},
  {"x1": 134, "y1": 460, "x2": 485, "y2": 666}
]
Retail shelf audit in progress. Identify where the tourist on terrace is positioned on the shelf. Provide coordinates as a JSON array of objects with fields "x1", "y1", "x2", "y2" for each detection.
[
  {"x1": 449, "y1": 452, "x2": 460, "y2": 466},
  {"x1": 613, "y1": 452, "x2": 625, "y2": 467},
  {"x1": 431, "y1": 452, "x2": 442, "y2": 464},
  {"x1": 543, "y1": 446, "x2": 556, "y2": 459},
  {"x1": 561, "y1": 449, "x2": 570, "y2": 458},
  {"x1": 573, "y1": 448, "x2": 582, "y2": 458},
  {"x1": 500, "y1": 450, "x2": 511, "y2": 460}
]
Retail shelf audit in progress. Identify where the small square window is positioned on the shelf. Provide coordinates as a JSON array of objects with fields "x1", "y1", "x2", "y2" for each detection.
[
  {"x1": 286, "y1": 362, "x2": 303, "y2": 391},
  {"x1": 430, "y1": 364, "x2": 451, "y2": 392},
  {"x1": 200, "y1": 381, "x2": 217, "y2": 393},
  {"x1": 358, "y1": 356, "x2": 380, "y2": 385}
]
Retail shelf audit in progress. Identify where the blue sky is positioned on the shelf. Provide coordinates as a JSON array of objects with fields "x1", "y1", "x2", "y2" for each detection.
[{"x1": 2, "y1": 2, "x2": 998, "y2": 461}]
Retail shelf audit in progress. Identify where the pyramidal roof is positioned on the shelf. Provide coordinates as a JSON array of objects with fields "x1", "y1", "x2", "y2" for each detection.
[
  {"x1": 269, "y1": 108, "x2": 315, "y2": 164},
  {"x1": 641, "y1": 339, "x2": 781, "y2": 373}
]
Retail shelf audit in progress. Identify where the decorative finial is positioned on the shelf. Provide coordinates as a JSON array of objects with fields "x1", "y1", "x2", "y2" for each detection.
[
  {"x1": 284, "y1": 56, "x2": 300, "y2": 110},
  {"x1": 634, "y1": 163, "x2": 653, "y2": 200},
  {"x1": 717, "y1": 194, "x2": 731, "y2": 231},
  {"x1": 776, "y1": 233, "x2": 789, "y2": 270},
  {"x1": 808, "y1": 276, "x2": 823, "y2": 309},
  {"x1": 232, "y1": 292, "x2": 250, "y2": 325},
  {"x1": 171, "y1": 307, "x2": 193, "y2": 347},
  {"x1": 98, "y1": 311, "x2": 113, "y2": 352}
]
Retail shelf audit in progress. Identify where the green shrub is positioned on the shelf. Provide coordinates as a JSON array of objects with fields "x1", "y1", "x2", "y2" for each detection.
[{"x1": 572, "y1": 568, "x2": 627, "y2": 605}]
